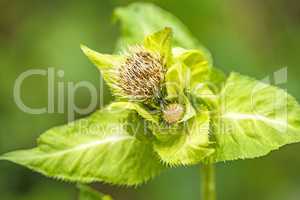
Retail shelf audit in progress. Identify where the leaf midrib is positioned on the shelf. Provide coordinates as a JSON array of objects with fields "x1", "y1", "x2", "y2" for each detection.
[
  {"x1": 6, "y1": 135, "x2": 134, "y2": 160},
  {"x1": 222, "y1": 112, "x2": 297, "y2": 131}
]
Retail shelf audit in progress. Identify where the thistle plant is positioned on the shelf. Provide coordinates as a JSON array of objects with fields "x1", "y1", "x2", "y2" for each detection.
[{"x1": 1, "y1": 3, "x2": 300, "y2": 200}]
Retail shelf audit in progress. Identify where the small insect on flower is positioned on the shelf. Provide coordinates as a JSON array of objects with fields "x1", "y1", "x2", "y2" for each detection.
[
  {"x1": 163, "y1": 103, "x2": 184, "y2": 124},
  {"x1": 116, "y1": 46, "x2": 165, "y2": 100}
]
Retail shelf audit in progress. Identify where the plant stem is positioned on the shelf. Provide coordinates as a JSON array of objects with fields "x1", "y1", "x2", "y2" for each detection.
[{"x1": 201, "y1": 163, "x2": 216, "y2": 200}]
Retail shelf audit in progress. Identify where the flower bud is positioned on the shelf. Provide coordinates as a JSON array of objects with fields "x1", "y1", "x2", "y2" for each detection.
[{"x1": 163, "y1": 103, "x2": 184, "y2": 124}]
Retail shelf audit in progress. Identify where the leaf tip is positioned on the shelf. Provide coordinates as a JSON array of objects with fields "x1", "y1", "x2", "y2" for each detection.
[{"x1": 80, "y1": 44, "x2": 91, "y2": 55}]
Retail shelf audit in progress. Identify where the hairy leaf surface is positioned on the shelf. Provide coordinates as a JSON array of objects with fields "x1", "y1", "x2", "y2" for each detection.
[
  {"x1": 212, "y1": 73, "x2": 300, "y2": 162},
  {"x1": 0, "y1": 106, "x2": 164, "y2": 185},
  {"x1": 152, "y1": 110, "x2": 214, "y2": 165}
]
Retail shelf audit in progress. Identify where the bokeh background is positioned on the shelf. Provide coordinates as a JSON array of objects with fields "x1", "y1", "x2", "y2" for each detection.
[{"x1": 0, "y1": 0, "x2": 300, "y2": 199}]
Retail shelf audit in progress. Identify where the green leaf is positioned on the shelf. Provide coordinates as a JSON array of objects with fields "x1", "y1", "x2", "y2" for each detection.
[
  {"x1": 172, "y1": 47, "x2": 210, "y2": 90},
  {"x1": 107, "y1": 101, "x2": 159, "y2": 124},
  {"x1": 81, "y1": 45, "x2": 124, "y2": 69},
  {"x1": 165, "y1": 62, "x2": 189, "y2": 98},
  {"x1": 212, "y1": 72, "x2": 300, "y2": 162},
  {"x1": 114, "y1": 2, "x2": 212, "y2": 63},
  {"x1": 152, "y1": 109, "x2": 214, "y2": 166},
  {"x1": 172, "y1": 47, "x2": 226, "y2": 94},
  {"x1": 78, "y1": 184, "x2": 113, "y2": 200},
  {"x1": 80, "y1": 44, "x2": 124, "y2": 92},
  {"x1": 143, "y1": 27, "x2": 173, "y2": 66},
  {"x1": 0, "y1": 105, "x2": 164, "y2": 186}
]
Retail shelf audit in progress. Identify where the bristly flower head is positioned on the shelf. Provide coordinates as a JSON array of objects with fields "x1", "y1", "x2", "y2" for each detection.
[
  {"x1": 81, "y1": 28, "x2": 172, "y2": 101},
  {"x1": 116, "y1": 46, "x2": 165, "y2": 100}
]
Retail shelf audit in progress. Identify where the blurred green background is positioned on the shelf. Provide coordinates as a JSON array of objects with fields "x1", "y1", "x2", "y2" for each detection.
[{"x1": 0, "y1": 0, "x2": 300, "y2": 199}]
